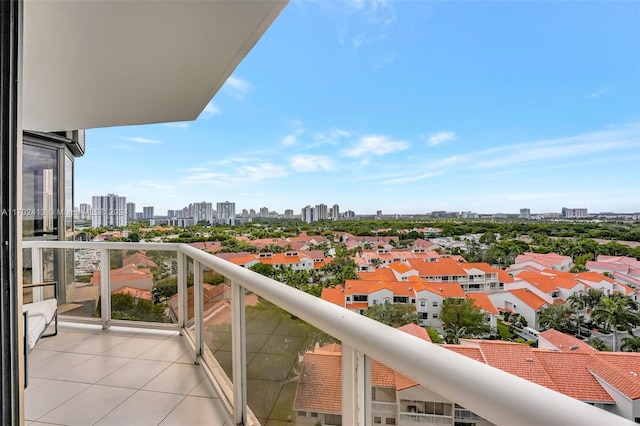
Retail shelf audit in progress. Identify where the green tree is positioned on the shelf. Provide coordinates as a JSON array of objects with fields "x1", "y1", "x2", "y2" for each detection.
[
  {"x1": 538, "y1": 304, "x2": 577, "y2": 334},
  {"x1": 152, "y1": 276, "x2": 177, "y2": 303},
  {"x1": 363, "y1": 303, "x2": 419, "y2": 328},
  {"x1": 621, "y1": 336, "x2": 640, "y2": 352},
  {"x1": 439, "y1": 298, "x2": 490, "y2": 337},
  {"x1": 249, "y1": 262, "x2": 276, "y2": 279},
  {"x1": 590, "y1": 338, "x2": 611, "y2": 352},
  {"x1": 591, "y1": 296, "x2": 640, "y2": 351}
]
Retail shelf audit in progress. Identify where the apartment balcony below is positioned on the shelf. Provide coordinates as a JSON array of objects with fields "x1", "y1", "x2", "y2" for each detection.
[{"x1": 25, "y1": 323, "x2": 232, "y2": 425}]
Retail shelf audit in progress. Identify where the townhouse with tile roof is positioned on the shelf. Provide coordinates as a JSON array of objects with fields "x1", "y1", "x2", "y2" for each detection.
[
  {"x1": 507, "y1": 252, "x2": 573, "y2": 276},
  {"x1": 293, "y1": 328, "x2": 640, "y2": 425},
  {"x1": 487, "y1": 288, "x2": 549, "y2": 329},
  {"x1": 321, "y1": 278, "x2": 498, "y2": 330},
  {"x1": 215, "y1": 250, "x2": 329, "y2": 271},
  {"x1": 405, "y1": 258, "x2": 513, "y2": 293}
]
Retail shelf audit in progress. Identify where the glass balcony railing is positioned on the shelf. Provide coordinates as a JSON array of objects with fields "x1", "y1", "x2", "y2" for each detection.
[{"x1": 22, "y1": 240, "x2": 632, "y2": 426}]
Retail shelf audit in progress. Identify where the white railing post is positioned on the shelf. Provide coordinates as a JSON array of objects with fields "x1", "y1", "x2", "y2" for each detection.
[
  {"x1": 231, "y1": 282, "x2": 247, "y2": 424},
  {"x1": 177, "y1": 251, "x2": 187, "y2": 331},
  {"x1": 31, "y1": 247, "x2": 43, "y2": 302},
  {"x1": 100, "y1": 249, "x2": 110, "y2": 329},
  {"x1": 194, "y1": 260, "x2": 203, "y2": 358},
  {"x1": 342, "y1": 343, "x2": 368, "y2": 425}
]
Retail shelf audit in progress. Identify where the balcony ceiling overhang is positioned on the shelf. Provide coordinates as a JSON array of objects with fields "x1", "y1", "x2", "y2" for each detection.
[{"x1": 23, "y1": 0, "x2": 287, "y2": 132}]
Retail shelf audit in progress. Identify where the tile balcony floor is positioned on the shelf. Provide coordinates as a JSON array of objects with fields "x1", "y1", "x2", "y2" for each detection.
[{"x1": 25, "y1": 323, "x2": 233, "y2": 426}]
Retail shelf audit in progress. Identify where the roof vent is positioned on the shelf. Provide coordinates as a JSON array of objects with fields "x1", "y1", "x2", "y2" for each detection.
[
  {"x1": 569, "y1": 345, "x2": 579, "y2": 351},
  {"x1": 632, "y1": 371, "x2": 638, "y2": 377},
  {"x1": 525, "y1": 357, "x2": 533, "y2": 362},
  {"x1": 439, "y1": 288, "x2": 443, "y2": 291}
]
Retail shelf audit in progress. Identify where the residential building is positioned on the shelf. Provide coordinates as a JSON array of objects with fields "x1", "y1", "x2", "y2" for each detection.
[
  {"x1": 520, "y1": 208, "x2": 531, "y2": 219},
  {"x1": 562, "y1": 207, "x2": 588, "y2": 218},
  {"x1": 126, "y1": 202, "x2": 136, "y2": 221},
  {"x1": 91, "y1": 194, "x2": 126, "y2": 228},
  {"x1": 78, "y1": 203, "x2": 91, "y2": 221},
  {"x1": 192, "y1": 201, "x2": 213, "y2": 224},
  {"x1": 330, "y1": 204, "x2": 340, "y2": 220},
  {"x1": 488, "y1": 288, "x2": 549, "y2": 329},
  {"x1": 302, "y1": 205, "x2": 316, "y2": 223},
  {"x1": 284, "y1": 209, "x2": 294, "y2": 219},
  {"x1": 216, "y1": 201, "x2": 236, "y2": 225},
  {"x1": 293, "y1": 331, "x2": 640, "y2": 425},
  {"x1": 142, "y1": 206, "x2": 154, "y2": 219},
  {"x1": 316, "y1": 203, "x2": 328, "y2": 220},
  {"x1": 508, "y1": 252, "x2": 573, "y2": 274}
]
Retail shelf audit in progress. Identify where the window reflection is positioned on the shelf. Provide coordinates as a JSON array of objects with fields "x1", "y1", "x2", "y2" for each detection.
[{"x1": 23, "y1": 144, "x2": 58, "y2": 237}]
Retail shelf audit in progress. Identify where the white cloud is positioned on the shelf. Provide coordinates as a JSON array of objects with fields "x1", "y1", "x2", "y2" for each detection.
[
  {"x1": 282, "y1": 134, "x2": 298, "y2": 146},
  {"x1": 200, "y1": 101, "x2": 221, "y2": 118},
  {"x1": 163, "y1": 122, "x2": 190, "y2": 129},
  {"x1": 124, "y1": 137, "x2": 161, "y2": 144},
  {"x1": 474, "y1": 125, "x2": 639, "y2": 169},
  {"x1": 353, "y1": 34, "x2": 369, "y2": 49},
  {"x1": 290, "y1": 155, "x2": 335, "y2": 172},
  {"x1": 382, "y1": 171, "x2": 442, "y2": 185},
  {"x1": 428, "y1": 131, "x2": 456, "y2": 146},
  {"x1": 313, "y1": 128, "x2": 351, "y2": 146},
  {"x1": 342, "y1": 135, "x2": 409, "y2": 157},
  {"x1": 223, "y1": 76, "x2": 251, "y2": 100},
  {"x1": 589, "y1": 85, "x2": 612, "y2": 99},
  {"x1": 182, "y1": 162, "x2": 288, "y2": 187}
]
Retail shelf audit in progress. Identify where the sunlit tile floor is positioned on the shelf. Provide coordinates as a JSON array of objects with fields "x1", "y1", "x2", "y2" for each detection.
[{"x1": 25, "y1": 323, "x2": 233, "y2": 426}]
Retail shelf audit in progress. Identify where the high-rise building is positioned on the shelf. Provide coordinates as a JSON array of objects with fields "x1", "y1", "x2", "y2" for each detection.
[
  {"x1": 301, "y1": 205, "x2": 316, "y2": 223},
  {"x1": 284, "y1": 209, "x2": 294, "y2": 219},
  {"x1": 520, "y1": 208, "x2": 531, "y2": 219},
  {"x1": 192, "y1": 201, "x2": 213, "y2": 224},
  {"x1": 126, "y1": 202, "x2": 136, "y2": 221},
  {"x1": 143, "y1": 206, "x2": 154, "y2": 219},
  {"x1": 217, "y1": 201, "x2": 236, "y2": 225},
  {"x1": 562, "y1": 207, "x2": 588, "y2": 219},
  {"x1": 241, "y1": 209, "x2": 249, "y2": 218},
  {"x1": 376, "y1": 210, "x2": 382, "y2": 217},
  {"x1": 92, "y1": 194, "x2": 126, "y2": 228},
  {"x1": 249, "y1": 209, "x2": 256, "y2": 218},
  {"x1": 78, "y1": 203, "x2": 91, "y2": 220},
  {"x1": 259, "y1": 206, "x2": 269, "y2": 218},
  {"x1": 315, "y1": 203, "x2": 328, "y2": 221},
  {"x1": 330, "y1": 204, "x2": 340, "y2": 221}
]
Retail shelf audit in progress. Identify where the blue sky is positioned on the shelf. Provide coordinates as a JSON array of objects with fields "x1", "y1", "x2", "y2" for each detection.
[{"x1": 79, "y1": 1, "x2": 640, "y2": 216}]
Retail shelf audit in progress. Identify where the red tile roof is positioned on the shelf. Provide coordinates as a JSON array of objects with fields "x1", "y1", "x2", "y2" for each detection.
[
  {"x1": 320, "y1": 286, "x2": 344, "y2": 306},
  {"x1": 509, "y1": 288, "x2": 548, "y2": 311},
  {"x1": 467, "y1": 293, "x2": 499, "y2": 315},
  {"x1": 292, "y1": 349, "x2": 342, "y2": 414},
  {"x1": 538, "y1": 329, "x2": 595, "y2": 353}
]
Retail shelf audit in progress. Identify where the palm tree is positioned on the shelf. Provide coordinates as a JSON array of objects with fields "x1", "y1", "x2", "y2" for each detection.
[
  {"x1": 567, "y1": 293, "x2": 586, "y2": 311},
  {"x1": 445, "y1": 325, "x2": 467, "y2": 344},
  {"x1": 590, "y1": 296, "x2": 640, "y2": 351},
  {"x1": 621, "y1": 336, "x2": 640, "y2": 352},
  {"x1": 582, "y1": 288, "x2": 605, "y2": 311},
  {"x1": 590, "y1": 338, "x2": 611, "y2": 352}
]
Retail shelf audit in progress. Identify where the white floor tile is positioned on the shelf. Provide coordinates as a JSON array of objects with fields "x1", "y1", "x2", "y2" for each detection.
[
  {"x1": 101, "y1": 337, "x2": 163, "y2": 358},
  {"x1": 65, "y1": 334, "x2": 131, "y2": 355},
  {"x1": 24, "y1": 379, "x2": 89, "y2": 421},
  {"x1": 94, "y1": 390, "x2": 185, "y2": 426},
  {"x1": 189, "y1": 378, "x2": 219, "y2": 399},
  {"x1": 142, "y1": 363, "x2": 205, "y2": 395},
  {"x1": 138, "y1": 339, "x2": 189, "y2": 362},
  {"x1": 55, "y1": 355, "x2": 131, "y2": 383},
  {"x1": 34, "y1": 331, "x2": 94, "y2": 351},
  {"x1": 39, "y1": 384, "x2": 134, "y2": 426},
  {"x1": 29, "y1": 351, "x2": 94, "y2": 379},
  {"x1": 98, "y1": 358, "x2": 171, "y2": 389},
  {"x1": 160, "y1": 396, "x2": 231, "y2": 426}
]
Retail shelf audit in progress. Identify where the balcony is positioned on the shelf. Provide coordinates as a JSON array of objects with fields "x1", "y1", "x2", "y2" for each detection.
[{"x1": 22, "y1": 240, "x2": 633, "y2": 425}]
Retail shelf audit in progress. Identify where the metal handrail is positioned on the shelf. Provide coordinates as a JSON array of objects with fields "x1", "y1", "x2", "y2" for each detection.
[{"x1": 23, "y1": 241, "x2": 634, "y2": 426}]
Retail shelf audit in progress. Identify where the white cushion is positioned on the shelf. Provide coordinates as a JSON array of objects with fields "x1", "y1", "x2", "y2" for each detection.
[
  {"x1": 25, "y1": 313, "x2": 46, "y2": 352},
  {"x1": 24, "y1": 299, "x2": 57, "y2": 352},
  {"x1": 24, "y1": 299, "x2": 57, "y2": 324}
]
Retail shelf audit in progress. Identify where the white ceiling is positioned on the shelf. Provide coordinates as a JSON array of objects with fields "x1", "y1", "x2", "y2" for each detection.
[{"x1": 22, "y1": 0, "x2": 287, "y2": 131}]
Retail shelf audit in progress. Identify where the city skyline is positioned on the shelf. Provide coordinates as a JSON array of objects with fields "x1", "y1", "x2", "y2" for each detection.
[{"x1": 76, "y1": 1, "x2": 640, "y2": 215}]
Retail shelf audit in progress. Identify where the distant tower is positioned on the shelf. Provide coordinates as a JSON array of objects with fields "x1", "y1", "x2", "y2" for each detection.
[
  {"x1": 92, "y1": 194, "x2": 126, "y2": 228},
  {"x1": 217, "y1": 201, "x2": 236, "y2": 225}
]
